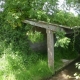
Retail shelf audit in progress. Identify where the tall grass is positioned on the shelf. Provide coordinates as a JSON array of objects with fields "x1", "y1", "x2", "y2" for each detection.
[
  {"x1": 0, "y1": 41, "x2": 78, "y2": 80},
  {"x1": 0, "y1": 53, "x2": 53, "y2": 80},
  {"x1": 0, "y1": 42, "x2": 53, "y2": 80}
]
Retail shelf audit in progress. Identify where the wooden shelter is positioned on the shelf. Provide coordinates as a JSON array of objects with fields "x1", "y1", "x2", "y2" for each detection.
[{"x1": 23, "y1": 19, "x2": 78, "y2": 70}]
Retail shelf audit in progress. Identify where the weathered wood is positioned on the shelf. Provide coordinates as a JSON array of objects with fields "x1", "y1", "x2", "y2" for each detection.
[
  {"x1": 46, "y1": 29, "x2": 54, "y2": 69},
  {"x1": 23, "y1": 19, "x2": 79, "y2": 70},
  {"x1": 23, "y1": 20, "x2": 64, "y2": 32}
]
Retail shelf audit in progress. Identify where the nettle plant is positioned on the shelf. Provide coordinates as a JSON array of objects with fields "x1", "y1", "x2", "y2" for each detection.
[{"x1": 55, "y1": 31, "x2": 71, "y2": 48}]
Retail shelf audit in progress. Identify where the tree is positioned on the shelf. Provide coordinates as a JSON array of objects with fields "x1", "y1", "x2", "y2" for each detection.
[{"x1": 0, "y1": 0, "x2": 80, "y2": 28}]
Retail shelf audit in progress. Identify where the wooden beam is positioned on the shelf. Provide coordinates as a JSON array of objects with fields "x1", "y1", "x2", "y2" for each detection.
[
  {"x1": 46, "y1": 29, "x2": 54, "y2": 70},
  {"x1": 23, "y1": 20, "x2": 63, "y2": 32}
]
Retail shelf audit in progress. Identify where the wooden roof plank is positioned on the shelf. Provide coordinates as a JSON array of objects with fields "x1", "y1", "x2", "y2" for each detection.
[{"x1": 23, "y1": 20, "x2": 64, "y2": 32}]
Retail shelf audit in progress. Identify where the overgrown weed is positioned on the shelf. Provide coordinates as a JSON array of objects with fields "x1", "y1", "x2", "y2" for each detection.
[{"x1": 0, "y1": 42, "x2": 52, "y2": 80}]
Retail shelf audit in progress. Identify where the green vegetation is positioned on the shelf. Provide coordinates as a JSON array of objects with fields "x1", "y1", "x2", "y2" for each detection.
[
  {"x1": 0, "y1": 0, "x2": 80, "y2": 29},
  {"x1": 0, "y1": 42, "x2": 52, "y2": 80},
  {"x1": 27, "y1": 30, "x2": 44, "y2": 43},
  {"x1": 0, "y1": 39, "x2": 78, "y2": 80},
  {"x1": 74, "y1": 63, "x2": 80, "y2": 79},
  {"x1": 0, "y1": 0, "x2": 80, "y2": 80},
  {"x1": 55, "y1": 31, "x2": 71, "y2": 48},
  {"x1": 54, "y1": 47, "x2": 79, "y2": 71}
]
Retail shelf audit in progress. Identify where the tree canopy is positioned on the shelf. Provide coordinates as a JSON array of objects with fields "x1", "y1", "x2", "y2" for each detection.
[{"x1": 0, "y1": 0, "x2": 80, "y2": 28}]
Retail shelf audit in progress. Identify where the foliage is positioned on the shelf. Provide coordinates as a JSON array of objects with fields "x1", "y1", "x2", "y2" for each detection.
[
  {"x1": 0, "y1": 0, "x2": 80, "y2": 54},
  {"x1": 55, "y1": 37, "x2": 70, "y2": 48},
  {"x1": 66, "y1": 0, "x2": 80, "y2": 14},
  {"x1": 74, "y1": 62, "x2": 80, "y2": 79},
  {"x1": 73, "y1": 32, "x2": 80, "y2": 53},
  {"x1": 27, "y1": 30, "x2": 44, "y2": 43},
  {"x1": 0, "y1": 42, "x2": 78, "y2": 80},
  {"x1": 0, "y1": 0, "x2": 80, "y2": 28},
  {"x1": 0, "y1": 24, "x2": 31, "y2": 55},
  {"x1": 55, "y1": 46, "x2": 78, "y2": 60},
  {"x1": 0, "y1": 43, "x2": 52, "y2": 80},
  {"x1": 75, "y1": 62, "x2": 80, "y2": 70},
  {"x1": 0, "y1": 0, "x2": 80, "y2": 79},
  {"x1": 51, "y1": 11, "x2": 80, "y2": 27},
  {"x1": 55, "y1": 31, "x2": 71, "y2": 48}
]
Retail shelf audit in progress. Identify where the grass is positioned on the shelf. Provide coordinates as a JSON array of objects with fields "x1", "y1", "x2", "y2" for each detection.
[
  {"x1": 0, "y1": 42, "x2": 53, "y2": 80},
  {"x1": 0, "y1": 42, "x2": 79, "y2": 80},
  {"x1": 0, "y1": 53, "x2": 53, "y2": 80}
]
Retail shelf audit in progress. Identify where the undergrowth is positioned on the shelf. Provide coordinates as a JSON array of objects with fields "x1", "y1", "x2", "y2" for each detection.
[
  {"x1": 0, "y1": 54, "x2": 52, "y2": 80},
  {"x1": 55, "y1": 48, "x2": 78, "y2": 60},
  {"x1": 0, "y1": 33, "x2": 79, "y2": 80},
  {"x1": 0, "y1": 42, "x2": 53, "y2": 80}
]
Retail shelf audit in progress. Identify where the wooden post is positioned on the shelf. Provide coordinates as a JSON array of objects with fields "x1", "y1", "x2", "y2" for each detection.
[{"x1": 46, "y1": 29, "x2": 54, "y2": 70}]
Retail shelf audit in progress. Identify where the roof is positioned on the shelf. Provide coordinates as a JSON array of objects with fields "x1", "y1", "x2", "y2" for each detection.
[{"x1": 23, "y1": 19, "x2": 80, "y2": 34}]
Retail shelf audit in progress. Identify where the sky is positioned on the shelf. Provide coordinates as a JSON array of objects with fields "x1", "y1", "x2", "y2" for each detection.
[
  {"x1": 0, "y1": 1, "x2": 5, "y2": 12},
  {"x1": 57, "y1": 0, "x2": 78, "y2": 16}
]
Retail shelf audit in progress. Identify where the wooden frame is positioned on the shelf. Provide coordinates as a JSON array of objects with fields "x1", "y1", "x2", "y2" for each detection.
[{"x1": 23, "y1": 19, "x2": 74, "y2": 70}]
